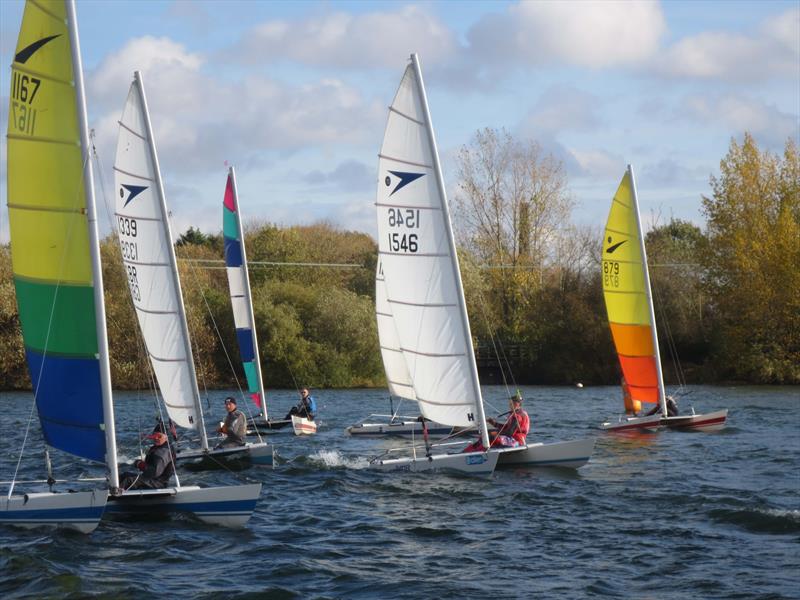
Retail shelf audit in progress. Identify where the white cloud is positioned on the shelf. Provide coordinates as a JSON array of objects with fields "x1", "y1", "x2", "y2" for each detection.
[
  {"x1": 235, "y1": 6, "x2": 457, "y2": 69},
  {"x1": 571, "y1": 147, "x2": 626, "y2": 179},
  {"x1": 87, "y1": 36, "x2": 385, "y2": 178},
  {"x1": 301, "y1": 160, "x2": 375, "y2": 192},
  {"x1": 680, "y1": 94, "x2": 798, "y2": 147},
  {"x1": 467, "y1": 1, "x2": 666, "y2": 68},
  {"x1": 654, "y1": 7, "x2": 799, "y2": 81},
  {"x1": 522, "y1": 85, "x2": 602, "y2": 136}
]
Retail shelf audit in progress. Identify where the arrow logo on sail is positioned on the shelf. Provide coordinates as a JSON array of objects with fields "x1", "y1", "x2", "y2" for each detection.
[
  {"x1": 15, "y1": 35, "x2": 61, "y2": 64},
  {"x1": 386, "y1": 170, "x2": 425, "y2": 196},
  {"x1": 606, "y1": 238, "x2": 627, "y2": 254},
  {"x1": 121, "y1": 184, "x2": 148, "y2": 207}
]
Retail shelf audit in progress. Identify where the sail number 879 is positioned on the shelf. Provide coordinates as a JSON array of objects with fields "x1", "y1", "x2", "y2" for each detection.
[{"x1": 603, "y1": 260, "x2": 620, "y2": 287}]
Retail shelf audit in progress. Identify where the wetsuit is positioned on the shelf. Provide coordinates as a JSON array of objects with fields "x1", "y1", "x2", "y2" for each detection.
[{"x1": 120, "y1": 442, "x2": 175, "y2": 490}]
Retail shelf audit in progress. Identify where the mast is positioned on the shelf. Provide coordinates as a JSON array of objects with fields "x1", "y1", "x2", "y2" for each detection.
[
  {"x1": 410, "y1": 54, "x2": 490, "y2": 450},
  {"x1": 133, "y1": 70, "x2": 209, "y2": 450},
  {"x1": 67, "y1": 0, "x2": 119, "y2": 486},
  {"x1": 628, "y1": 165, "x2": 667, "y2": 417},
  {"x1": 229, "y1": 166, "x2": 267, "y2": 419}
]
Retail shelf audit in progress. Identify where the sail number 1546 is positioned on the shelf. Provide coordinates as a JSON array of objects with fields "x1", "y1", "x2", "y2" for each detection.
[{"x1": 387, "y1": 208, "x2": 420, "y2": 253}]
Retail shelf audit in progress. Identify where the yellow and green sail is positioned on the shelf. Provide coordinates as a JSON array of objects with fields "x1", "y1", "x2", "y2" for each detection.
[
  {"x1": 602, "y1": 167, "x2": 662, "y2": 409},
  {"x1": 7, "y1": 0, "x2": 105, "y2": 462}
]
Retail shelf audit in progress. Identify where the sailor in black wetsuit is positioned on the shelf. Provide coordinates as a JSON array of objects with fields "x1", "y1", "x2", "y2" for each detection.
[{"x1": 119, "y1": 431, "x2": 175, "y2": 490}]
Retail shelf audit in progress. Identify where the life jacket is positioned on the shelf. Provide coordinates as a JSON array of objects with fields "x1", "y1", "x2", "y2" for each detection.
[
  {"x1": 503, "y1": 409, "x2": 530, "y2": 445},
  {"x1": 306, "y1": 396, "x2": 317, "y2": 414}
]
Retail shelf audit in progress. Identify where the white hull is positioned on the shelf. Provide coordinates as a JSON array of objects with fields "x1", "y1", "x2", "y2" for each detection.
[
  {"x1": 601, "y1": 414, "x2": 662, "y2": 433},
  {"x1": 292, "y1": 416, "x2": 317, "y2": 436},
  {"x1": 106, "y1": 483, "x2": 262, "y2": 528},
  {"x1": 369, "y1": 450, "x2": 499, "y2": 475},
  {"x1": 176, "y1": 442, "x2": 273, "y2": 465},
  {"x1": 494, "y1": 438, "x2": 595, "y2": 469},
  {"x1": 346, "y1": 419, "x2": 460, "y2": 438},
  {"x1": 0, "y1": 489, "x2": 108, "y2": 534}
]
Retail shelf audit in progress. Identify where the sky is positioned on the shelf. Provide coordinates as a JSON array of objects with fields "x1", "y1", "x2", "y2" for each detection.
[{"x1": 0, "y1": 0, "x2": 798, "y2": 244}]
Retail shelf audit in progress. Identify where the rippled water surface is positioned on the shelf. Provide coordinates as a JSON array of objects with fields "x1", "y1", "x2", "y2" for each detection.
[{"x1": 1, "y1": 386, "x2": 798, "y2": 599}]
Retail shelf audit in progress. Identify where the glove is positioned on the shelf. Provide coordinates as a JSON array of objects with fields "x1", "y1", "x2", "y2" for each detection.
[{"x1": 136, "y1": 460, "x2": 146, "y2": 471}]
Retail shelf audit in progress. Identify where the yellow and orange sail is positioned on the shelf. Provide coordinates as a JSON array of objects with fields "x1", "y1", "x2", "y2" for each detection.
[{"x1": 602, "y1": 167, "x2": 664, "y2": 411}]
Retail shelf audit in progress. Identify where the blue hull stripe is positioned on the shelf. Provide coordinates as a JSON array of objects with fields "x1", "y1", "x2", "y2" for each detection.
[
  {"x1": 500, "y1": 456, "x2": 590, "y2": 466},
  {"x1": 0, "y1": 505, "x2": 105, "y2": 521},
  {"x1": 26, "y1": 350, "x2": 106, "y2": 462},
  {"x1": 106, "y1": 498, "x2": 257, "y2": 515}
]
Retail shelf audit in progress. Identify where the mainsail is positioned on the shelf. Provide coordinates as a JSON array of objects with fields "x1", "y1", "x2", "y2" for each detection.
[
  {"x1": 223, "y1": 167, "x2": 267, "y2": 415},
  {"x1": 7, "y1": 0, "x2": 111, "y2": 463},
  {"x1": 375, "y1": 258, "x2": 416, "y2": 401},
  {"x1": 376, "y1": 55, "x2": 486, "y2": 434},
  {"x1": 114, "y1": 72, "x2": 206, "y2": 436},
  {"x1": 602, "y1": 166, "x2": 666, "y2": 412}
]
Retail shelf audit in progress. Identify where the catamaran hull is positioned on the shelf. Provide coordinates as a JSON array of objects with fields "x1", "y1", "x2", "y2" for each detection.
[
  {"x1": 494, "y1": 438, "x2": 596, "y2": 469},
  {"x1": 105, "y1": 483, "x2": 262, "y2": 528},
  {"x1": 369, "y1": 451, "x2": 499, "y2": 475},
  {"x1": 247, "y1": 418, "x2": 292, "y2": 435},
  {"x1": 0, "y1": 490, "x2": 107, "y2": 534},
  {"x1": 601, "y1": 414, "x2": 662, "y2": 433},
  {"x1": 346, "y1": 420, "x2": 461, "y2": 438},
  {"x1": 176, "y1": 443, "x2": 273, "y2": 466},
  {"x1": 292, "y1": 416, "x2": 317, "y2": 435},
  {"x1": 661, "y1": 409, "x2": 728, "y2": 432}
]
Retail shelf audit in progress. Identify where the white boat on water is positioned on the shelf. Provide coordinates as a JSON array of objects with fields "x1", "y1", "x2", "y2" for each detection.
[
  {"x1": 2, "y1": 0, "x2": 261, "y2": 531},
  {"x1": 114, "y1": 73, "x2": 272, "y2": 467},
  {"x1": 366, "y1": 54, "x2": 595, "y2": 475},
  {"x1": 599, "y1": 167, "x2": 728, "y2": 433}
]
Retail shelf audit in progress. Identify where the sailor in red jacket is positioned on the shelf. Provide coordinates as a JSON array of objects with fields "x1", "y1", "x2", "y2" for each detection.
[{"x1": 487, "y1": 393, "x2": 530, "y2": 447}]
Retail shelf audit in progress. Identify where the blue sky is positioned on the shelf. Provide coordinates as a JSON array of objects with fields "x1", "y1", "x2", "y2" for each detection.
[{"x1": 1, "y1": 0, "x2": 797, "y2": 243}]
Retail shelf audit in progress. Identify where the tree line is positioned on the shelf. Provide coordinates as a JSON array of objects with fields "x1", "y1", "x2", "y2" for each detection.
[{"x1": 0, "y1": 132, "x2": 796, "y2": 391}]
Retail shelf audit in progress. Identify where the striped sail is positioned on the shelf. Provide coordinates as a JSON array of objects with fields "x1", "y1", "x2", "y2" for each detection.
[
  {"x1": 113, "y1": 74, "x2": 202, "y2": 430},
  {"x1": 376, "y1": 56, "x2": 483, "y2": 429},
  {"x1": 375, "y1": 258, "x2": 416, "y2": 401},
  {"x1": 223, "y1": 168, "x2": 266, "y2": 414},
  {"x1": 7, "y1": 0, "x2": 107, "y2": 462},
  {"x1": 602, "y1": 166, "x2": 664, "y2": 408}
]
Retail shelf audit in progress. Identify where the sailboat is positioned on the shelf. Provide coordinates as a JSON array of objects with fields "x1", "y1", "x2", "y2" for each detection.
[
  {"x1": 368, "y1": 54, "x2": 595, "y2": 474},
  {"x1": 222, "y1": 168, "x2": 316, "y2": 437},
  {"x1": 2, "y1": 0, "x2": 261, "y2": 530},
  {"x1": 114, "y1": 73, "x2": 273, "y2": 464},
  {"x1": 600, "y1": 166, "x2": 728, "y2": 432}
]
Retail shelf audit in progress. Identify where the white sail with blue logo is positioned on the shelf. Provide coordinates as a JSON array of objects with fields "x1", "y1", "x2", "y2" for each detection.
[
  {"x1": 376, "y1": 56, "x2": 488, "y2": 435},
  {"x1": 114, "y1": 72, "x2": 207, "y2": 444}
]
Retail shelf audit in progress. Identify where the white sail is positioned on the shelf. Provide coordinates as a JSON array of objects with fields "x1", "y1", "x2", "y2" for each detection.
[
  {"x1": 376, "y1": 57, "x2": 484, "y2": 430},
  {"x1": 375, "y1": 258, "x2": 416, "y2": 401},
  {"x1": 113, "y1": 73, "x2": 203, "y2": 432}
]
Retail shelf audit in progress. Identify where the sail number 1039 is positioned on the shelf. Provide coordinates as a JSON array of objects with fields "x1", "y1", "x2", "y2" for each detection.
[{"x1": 387, "y1": 207, "x2": 420, "y2": 253}]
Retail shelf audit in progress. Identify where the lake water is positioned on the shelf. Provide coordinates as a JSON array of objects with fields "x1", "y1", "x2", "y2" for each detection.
[{"x1": 1, "y1": 385, "x2": 798, "y2": 599}]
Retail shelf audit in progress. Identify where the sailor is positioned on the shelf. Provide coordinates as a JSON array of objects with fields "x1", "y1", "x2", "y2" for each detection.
[
  {"x1": 216, "y1": 397, "x2": 247, "y2": 448},
  {"x1": 119, "y1": 431, "x2": 175, "y2": 490},
  {"x1": 487, "y1": 393, "x2": 530, "y2": 447},
  {"x1": 285, "y1": 388, "x2": 317, "y2": 421},
  {"x1": 464, "y1": 393, "x2": 530, "y2": 452},
  {"x1": 645, "y1": 395, "x2": 679, "y2": 417}
]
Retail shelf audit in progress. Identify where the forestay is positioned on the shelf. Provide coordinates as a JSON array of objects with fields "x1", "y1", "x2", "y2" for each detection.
[
  {"x1": 602, "y1": 166, "x2": 665, "y2": 409},
  {"x1": 223, "y1": 167, "x2": 267, "y2": 414},
  {"x1": 375, "y1": 258, "x2": 416, "y2": 401},
  {"x1": 114, "y1": 74, "x2": 203, "y2": 430},
  {"x1": 376, "y1": 59, "x2": 483, "y2": 429},
  {"x1": 7, "y1": 0, "x2": 107, "y2": 462}
]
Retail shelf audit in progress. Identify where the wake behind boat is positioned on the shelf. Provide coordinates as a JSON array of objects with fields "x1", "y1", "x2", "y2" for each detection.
[{"x1": 599, "y1": 167, "x2": 728, "y2": 434}]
